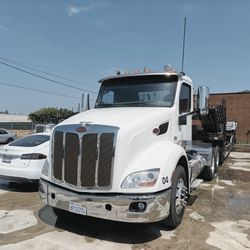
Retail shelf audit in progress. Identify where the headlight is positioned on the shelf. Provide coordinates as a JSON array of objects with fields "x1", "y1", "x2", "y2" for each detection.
[
  {"x1": 121, "y1": 168, "x2": 160, "y2": 189},
  {"x1": 41, "y1": 161, "x2": 49, "y2": 177}
]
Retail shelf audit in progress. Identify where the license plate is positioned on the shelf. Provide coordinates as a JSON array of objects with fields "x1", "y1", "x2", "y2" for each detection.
[
  {"x1": 2, "y1": 155, "x2": 12, "y2": 163},
  {"x1": 69, "y1": 201, "x2": 86, "y2": 215}
]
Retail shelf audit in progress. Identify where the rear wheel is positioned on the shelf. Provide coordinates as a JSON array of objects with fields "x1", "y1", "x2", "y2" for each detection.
[
  {"x1": 162, "y1": 165, "x2": 188, "y2": 229},
  {"x1": 214, "y1": 146, "x2": 220, "y2": 169},
  {"x1": 201, "y1": 153, "x2": 216, "y2": 181}
]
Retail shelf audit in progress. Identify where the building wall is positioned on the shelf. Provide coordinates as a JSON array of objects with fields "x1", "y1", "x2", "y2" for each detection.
[
  {"x1": 0, "y1": 114, "x2": 29, "y2": 122},
  {"x1": 209, "y1": 92, "x2": 250, "y2": 144},
  {"x1": 0, "y1": 114, "x2": 32, "y2": 131}
]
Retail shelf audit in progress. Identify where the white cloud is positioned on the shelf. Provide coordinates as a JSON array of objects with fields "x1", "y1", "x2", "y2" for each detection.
[
  {"x1": 67, "y1": 1, "x2": 108, "y2": 17},
  {"x1": 67, "y1": 4, "x2": 94, "y2": 16}
]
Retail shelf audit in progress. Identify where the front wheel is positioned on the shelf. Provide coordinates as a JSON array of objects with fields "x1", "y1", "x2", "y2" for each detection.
[{"x1": 162, "y1": 165, "x2": 188, "y2": 229}]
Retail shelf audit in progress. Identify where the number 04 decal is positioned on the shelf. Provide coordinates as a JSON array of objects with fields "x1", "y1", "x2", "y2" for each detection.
[{"x1": 162, "y1": 176, "x2": 168, "y2": 184}]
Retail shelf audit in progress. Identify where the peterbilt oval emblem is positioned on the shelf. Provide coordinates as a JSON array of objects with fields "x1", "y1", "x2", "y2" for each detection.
[{"x1": 76, "y1": 127, "x2": 87, "y2": 133}]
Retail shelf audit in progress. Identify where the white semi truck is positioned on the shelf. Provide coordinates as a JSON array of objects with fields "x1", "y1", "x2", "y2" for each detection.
[{"x1": 39, "y1": 66, "x2": 235, "y2": 228}]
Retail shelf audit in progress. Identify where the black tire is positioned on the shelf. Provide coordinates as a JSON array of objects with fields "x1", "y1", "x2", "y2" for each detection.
[
  {"x1": 6, "y1": 137, "x2": 14, "y2": 143},
  {"x1": 214, "y1": 146, "x2": 220, "y2": 170},
  {"x1": 200, "y1": 153, "x2": 216, "y2": 181},
  {"x1": 162, "y1": 165, "x2": 187, "y2": 229},
  {"x1": 219, "y1": 145, "x2": 225, "y2": 165}
]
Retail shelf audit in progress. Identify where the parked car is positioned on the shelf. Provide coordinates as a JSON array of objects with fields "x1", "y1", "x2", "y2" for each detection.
[
  {"x1": 35, "y1": 124, "x2": 55, "y2": 133},
  {"x1": 0, "y1": 129, "x2": 17, "y2": 144},
  {"x1": 0, "y1": 132, "x2": 50, "y2": 183}
]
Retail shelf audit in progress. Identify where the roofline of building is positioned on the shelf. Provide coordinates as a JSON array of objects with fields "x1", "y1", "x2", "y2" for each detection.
[{"x1": 211, "y1": 91, "x2": 250, "y2": 96}]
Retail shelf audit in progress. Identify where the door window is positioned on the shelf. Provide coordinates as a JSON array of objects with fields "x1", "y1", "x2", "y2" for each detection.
[{"x1": 179, "y1": 83, "x2": 191, "y2": 113}]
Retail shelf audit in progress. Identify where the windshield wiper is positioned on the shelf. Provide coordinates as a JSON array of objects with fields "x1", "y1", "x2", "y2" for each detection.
[
  {"x1": 95, "y1": 103, "x2": 114, "y2": 108},
  {"x1": 95, "y1": 102, "x2": 153, "y2": 108},
  {"x1": 95, "y1": 103, "x2": 131, "y2": 108},
  {"x1": 124, "y1": 102, "x2": 151, "y2": 106}
]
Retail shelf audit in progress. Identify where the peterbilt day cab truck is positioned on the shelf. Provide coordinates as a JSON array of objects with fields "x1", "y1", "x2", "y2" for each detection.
[{"x1": 39, "y1": 66, "x2": 233, "y2": 228}]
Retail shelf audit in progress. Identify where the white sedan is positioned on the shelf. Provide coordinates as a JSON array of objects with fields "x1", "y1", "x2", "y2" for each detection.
[
  {"x1": 0, "y1": 129, "x2": 17, "y2": 144},
  {"x1": 0, "y1": 133, "x2": 50, "y2": 183}
]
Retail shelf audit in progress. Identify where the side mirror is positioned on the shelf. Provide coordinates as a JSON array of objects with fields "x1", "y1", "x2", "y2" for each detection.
[
  {"x1": 197, "y1": 86, "x2": 209, "y2": 115},
  {"x1": 81, "y1": 93, "x2": 90, "y2": 111}
]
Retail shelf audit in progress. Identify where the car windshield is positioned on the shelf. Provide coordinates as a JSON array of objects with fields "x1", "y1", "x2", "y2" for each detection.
[
  {"x1": 95, "y1": 75, "x2": 177, "y2": 108},
  {"x1": 9, "y1": 134, "x2": 50, "y2": 147}
]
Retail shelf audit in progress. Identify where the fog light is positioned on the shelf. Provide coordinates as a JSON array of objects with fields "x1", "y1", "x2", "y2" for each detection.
[
  {"x1": 138, "y1": 202, "x2": 145, "y2": 210},
  {"x1": 129, "y1": 202, "x2": 147, "y2": 212}
]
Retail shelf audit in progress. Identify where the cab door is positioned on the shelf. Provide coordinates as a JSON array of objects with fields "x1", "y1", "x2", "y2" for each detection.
[{"x1": 178, "y1": 82, "x2": 192, "y2": 143}]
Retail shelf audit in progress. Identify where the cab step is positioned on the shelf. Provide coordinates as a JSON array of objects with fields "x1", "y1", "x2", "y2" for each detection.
[{"x1": 190, "y1": 179, "x2": 204, "y2": 192}]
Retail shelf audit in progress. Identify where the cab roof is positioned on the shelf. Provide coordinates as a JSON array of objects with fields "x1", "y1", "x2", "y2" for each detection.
[{"x1": 98, "y1": 72, "x2": 192, "y2": 84}]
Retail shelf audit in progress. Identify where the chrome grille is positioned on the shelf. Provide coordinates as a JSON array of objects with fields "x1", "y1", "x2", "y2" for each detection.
[
  {"x1": 98, "y1": 133, "x2": 114, "y2": 187},
  {"x1": 81, "y1": 134, "x2": 98, "y2": 187},
  {"x1": 53, "y1": 131, "x2": 63, "y2": 180},
  {"x1": 52, "y1": 124, "x2": 117, "y2": 190},
  {"x1": 64, "y1": 132, "x2": 79, "y2": 185}
]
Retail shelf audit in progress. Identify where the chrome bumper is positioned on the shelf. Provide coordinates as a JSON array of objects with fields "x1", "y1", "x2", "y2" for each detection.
[{"x1": 39, "y1": 178, "x2": 171, "y2": 223}]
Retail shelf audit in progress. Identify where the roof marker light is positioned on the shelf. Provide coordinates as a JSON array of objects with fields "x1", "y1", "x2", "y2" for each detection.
[{"x1": 163, "y1": 64, "x2": 177, "y2": 73}]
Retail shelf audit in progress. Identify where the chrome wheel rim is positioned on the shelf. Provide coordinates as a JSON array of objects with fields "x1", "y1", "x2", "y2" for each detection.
[{"x1": 175, "y1": 178, "x2": 187, "y2": 214}]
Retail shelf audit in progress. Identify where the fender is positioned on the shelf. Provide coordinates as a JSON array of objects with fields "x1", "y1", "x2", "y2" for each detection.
[{"x1": 121, "y1": 140, "x2": 188, "y2": 193}]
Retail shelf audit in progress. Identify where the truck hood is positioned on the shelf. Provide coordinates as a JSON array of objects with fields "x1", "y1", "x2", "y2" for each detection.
[
  {"x1": 53, "y1": 107, "x2": 174, "y2": 193},
  {"x1": 60, "y1": 107, "x2": 172, "y2": 131}
]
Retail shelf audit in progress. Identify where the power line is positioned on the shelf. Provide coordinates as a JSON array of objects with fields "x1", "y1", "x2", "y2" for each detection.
[
  {"x1": 0, "y1": 81, "x2": 79, "y2": 99},
  {"x1": 0, "y1": 60, "x2": 98, "y2": 94},
  {"x1": 0, "y1": 56, "x2": 95, "y2": 89}
]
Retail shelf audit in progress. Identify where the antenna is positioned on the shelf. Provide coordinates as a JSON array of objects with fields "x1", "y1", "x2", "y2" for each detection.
[{"x1": 181, "y1": 17, "x2": 187, "y2": 72}]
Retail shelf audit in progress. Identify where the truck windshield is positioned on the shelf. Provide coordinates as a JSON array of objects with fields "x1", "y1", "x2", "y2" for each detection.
[{"x1": 95, "y1": 75, "x2": 177, "y2": 108}]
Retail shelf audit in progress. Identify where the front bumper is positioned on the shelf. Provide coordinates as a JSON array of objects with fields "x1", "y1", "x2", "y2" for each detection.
[{"x1": 39, "y1": 178, "x2": 171, "y2": 223}]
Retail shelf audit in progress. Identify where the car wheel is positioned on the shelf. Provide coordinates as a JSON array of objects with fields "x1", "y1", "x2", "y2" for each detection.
[
  {"x1": 162, "y1": 165, "x2": 188, "y2": 229},
  {"x1": 6, "y1": 137, "x2": 14, "y2": 143}
]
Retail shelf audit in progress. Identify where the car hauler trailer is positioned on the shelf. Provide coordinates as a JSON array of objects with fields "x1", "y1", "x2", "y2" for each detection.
[
  {"x1": 192, "y1": 100, "x2": 237, "y2": 178},
  {"x1": 39, "y1": 66, "x2": 235, "y2": 229}
]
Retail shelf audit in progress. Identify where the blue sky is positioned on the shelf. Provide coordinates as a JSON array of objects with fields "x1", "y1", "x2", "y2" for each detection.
[{"x1": 0, "y1": 0, "x2": 249, "y2": 114}]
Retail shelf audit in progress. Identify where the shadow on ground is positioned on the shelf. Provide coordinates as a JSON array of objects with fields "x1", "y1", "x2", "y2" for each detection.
[
  {"x1": 38, "y1": 205, "x2": 170, "y2": 244},
  {"x1": 0, "y1": 180, "x2": 38, "y2": 192}
]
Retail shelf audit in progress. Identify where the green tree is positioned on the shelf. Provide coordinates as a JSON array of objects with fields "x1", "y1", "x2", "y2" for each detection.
[{"x1": 29, "y1": 107, "x2": 75, "y2": 123}]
